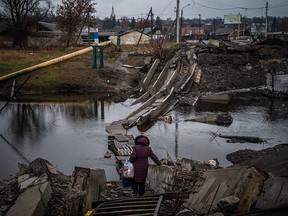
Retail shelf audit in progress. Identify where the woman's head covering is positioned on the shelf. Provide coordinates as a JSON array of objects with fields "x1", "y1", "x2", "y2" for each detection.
[{"x1": 134, "y1": 135, "x2": 150, "y2": 146}]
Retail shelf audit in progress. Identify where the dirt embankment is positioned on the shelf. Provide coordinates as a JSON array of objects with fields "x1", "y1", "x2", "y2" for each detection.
[
  {"x1": 196, "y1": 42, "x2": 288, "y2": 94},
  {"x1": 0, "y1": 46, "x2": 146, "y2": 102},
  {"x1": 0, "y1": 41, "x2": 287, "y2": 102}
]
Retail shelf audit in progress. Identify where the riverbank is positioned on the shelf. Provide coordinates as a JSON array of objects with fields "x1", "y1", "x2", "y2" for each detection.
[
  {"x1": 0, "y1": 45, "x2": 147, "y2": 102},
  {"x1": 1, "y1": 41, "x2": 288, "y2": 104}
]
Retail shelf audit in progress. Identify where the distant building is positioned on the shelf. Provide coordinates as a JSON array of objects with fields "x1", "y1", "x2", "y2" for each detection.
[
  {"x1": 143, "y1": 27, "x2": 164, "y2": 40},
  {"x1": 228, "y1": 29, "x2": 252, "y2": 41},
  {"x1": 110, "y1": 6, "x2": 116, "y2": 20},
  {"x1": 109, "y1": 30, "x2": 150, "y2": 45},
  {"x1": 181, "y1": 27, "x2": 207, "y2": 40},
  {"x1": 27, "y1": 21, "x2": 62, "y2": 47},
  {"x1": 210, "y1": 28, "x2": 234, "y2": 40}
]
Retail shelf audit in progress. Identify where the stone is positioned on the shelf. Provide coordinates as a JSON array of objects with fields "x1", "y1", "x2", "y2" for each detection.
[
  {"x1": 19, "y1": 177, "x2": 37, "y2": 192},
  {"x1": 17, "y1": 174, "x2": 30, "y2": 184},
  {"x1": 176, "y1": 209, "x2": 195, "y2": 216},
  {"x1": 217, "y1": 196, "x2": 240, "y2": 215},
  {"x1": 47, "y1": 164, "x2": 59, "y2": 175}
]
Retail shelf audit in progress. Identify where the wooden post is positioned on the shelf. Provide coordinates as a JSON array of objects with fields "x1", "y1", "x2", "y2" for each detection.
[
  {"x1": 92, "y1": 46, "x2": 97, "y2": 68},
  {"x1": 99, "y1": 46, "x2": 104, "y2": 68}
]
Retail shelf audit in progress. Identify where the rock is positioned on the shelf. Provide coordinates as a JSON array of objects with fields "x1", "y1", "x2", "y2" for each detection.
[
  {"x1": 176, "y1": 209, "x2": 195, "y2": 216},
  {"x1": 217, "y1": 196, "x2": 240, "y2": 215},
  {"x1": 47, "y1": 164, "x2": 59, "y2": 175},
  {"x1": 202, "y1": 158, "x2": 220, "y2": 168},
  {"x1": 17, "y1": 174, "x2": 30, "y2": 184},
  {"x1": 19, "y1": 177, "x2": 37, "y2": 192},
  {"x1": 211, "y1": 213, "x2": 225, "y2": 216}
]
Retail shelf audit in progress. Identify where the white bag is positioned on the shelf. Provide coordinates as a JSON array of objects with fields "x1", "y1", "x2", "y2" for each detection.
[{"x1": 123, "y1": 160, "x2": 134, "y2": 178}]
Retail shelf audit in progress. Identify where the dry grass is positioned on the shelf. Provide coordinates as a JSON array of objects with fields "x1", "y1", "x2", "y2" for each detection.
[{"x1": 0, "y1": 47, "x2": 89, "y2": 74}]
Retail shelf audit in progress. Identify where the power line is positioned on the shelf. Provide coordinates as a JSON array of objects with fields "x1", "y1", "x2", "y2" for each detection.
[
  {"x1": 158, "y1": 0, "x2": 175, "y2": 17},
  {"x1": 191, "y1": 0, "x2": 265, "y2": 11},
  {"x1": 269, "y1": 0, "x2": 288, "y2": 7},
  {"x1": 190, "y1": 0, "x2": 238, "y2": 11}
]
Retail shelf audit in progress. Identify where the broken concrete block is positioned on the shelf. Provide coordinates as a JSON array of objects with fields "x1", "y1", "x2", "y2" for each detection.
[
  {"x1": 208, "y1": 39, "x2": 220, "y2": 47},
  {"x1": 17, "y1": 174, "x2": 30, "y2": 184},
  {"x1": 6, "y1": 182, "x2": 52, "y2": 216},
  {"x1": 185, "y1": 113, "x2": 233, "y2": 126},
  {"x1": 19, "y1": 177, "x2": 37, "y2": 192},
  {"x1": 201, "y1": 94, "x2": 230, "y2": 104},
  {"x1": 47, "y1": 164, "x2": 59, "y2": 175}
]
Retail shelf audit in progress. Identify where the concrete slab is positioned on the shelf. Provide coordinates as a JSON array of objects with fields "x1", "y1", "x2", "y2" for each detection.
[
  {"x1": 242, "y1": 148, "x2": 288, "y2": 177},
  {"x1": 84, "y1": 169, "x2": 106, "y2": 213},
  {"x1": 184, "y1": 167, "x2": 264, "y2": 214},
  {"x1": 6, "y1": 182, "x2": 52, "y2": 216},
  {"x1": 256, "y1": 175, "x2": 288, "y2": 209},
  {"x1": 147, "y1": 165, "x2": 272, "y2": 214},
  {"x1": 201, "y1": 94, "x2": 230, "y2": 104},
  {"x1": 19, "y1": 177, "x2": 37, "y2": 192}
]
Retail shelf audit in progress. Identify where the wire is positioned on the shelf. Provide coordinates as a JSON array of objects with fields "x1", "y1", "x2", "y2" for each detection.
[
  {"x1": 158, "y1": 0, "x2": 175, "y2": 17},
  {"x1": 269, "y1": 0, "x2": 288, "y2": 7},
  {"x1": 191, "y1": 0, "x2": 265, "y2": 11},
  {"x1": 190, "y1": 0, "x2": 238, "y2": 11}
]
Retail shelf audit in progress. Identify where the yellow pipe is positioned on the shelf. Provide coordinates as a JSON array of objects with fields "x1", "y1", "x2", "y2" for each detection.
[{"x1": 0, "y1": 41, "x2": 111, "y2": 83}]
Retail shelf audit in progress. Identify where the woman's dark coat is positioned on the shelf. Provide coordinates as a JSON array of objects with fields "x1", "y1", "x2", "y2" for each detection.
[{"x1": 129, "y1": 136, "x2": 161, "y2": 183}]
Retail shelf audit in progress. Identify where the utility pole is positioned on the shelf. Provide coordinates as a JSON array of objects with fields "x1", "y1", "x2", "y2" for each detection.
[
  {"x1": 180, "y1": 9, "x2": 183, "y2": 42},
  {"x1": 150, "y1": 7, "x2": 154, "y2": 41},
  {"x1": 213, "y1": 19, "x2": 216, "y2": 37},
  {"x1": 198, "y1": 14, "x2": 201, "y2": 39},
  {"x1": 265, "y1": 1, "x2": 268, "y2": 39},
  {"x1": 176, "y1": 0, "x2": 180, "y2": 43},
  {"x1": 137, "y1": 8, "x2": 153, "y2": 46},
  {"x1": 180, "y1": 4, "x2": 190, "y2": 43}
]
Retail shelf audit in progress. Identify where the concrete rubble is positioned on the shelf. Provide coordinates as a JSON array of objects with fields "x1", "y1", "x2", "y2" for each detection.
[
  {"x1": 0, "y1": 158, "x2": 106, "y2": 216},
  {"x1": 1, "y1": 144, "x2": 287, "y2": 215},
  {"x1": 146, "y1": 144, "x2": 288, "y2": 215}
]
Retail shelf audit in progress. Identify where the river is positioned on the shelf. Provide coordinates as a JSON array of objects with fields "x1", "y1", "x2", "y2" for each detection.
[{"x1": 0, "y1": 97, "x2": 287, "y2": 180}]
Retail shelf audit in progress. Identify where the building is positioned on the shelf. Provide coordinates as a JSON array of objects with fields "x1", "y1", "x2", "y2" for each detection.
[
  {"x1": 181, "y1": 26, "x2": 207, "y2": 40},
  {"x1": 109, "y1": 30, "x2": 150, "y2": 45}
]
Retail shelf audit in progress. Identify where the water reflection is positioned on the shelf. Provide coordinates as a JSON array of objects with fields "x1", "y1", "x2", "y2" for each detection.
[
  {"x1": 0, "y1": 99, "x2": 135, "y2": 179},
  {"x1": 0, "y1": 97, "x2": 287, "y2": 180},
  {"x1": 2, "y1": 100, "x2": 111, "y2": 145}
]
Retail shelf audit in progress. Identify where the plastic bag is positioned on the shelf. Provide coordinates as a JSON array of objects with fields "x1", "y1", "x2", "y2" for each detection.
[{"x1": 123, "y1": 160, "x2": 134, "y2": 178}]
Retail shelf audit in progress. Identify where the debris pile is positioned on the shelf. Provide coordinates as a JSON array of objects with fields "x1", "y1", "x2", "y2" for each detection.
[{"x1": 0, "y1": 158, "x2": 70, "y2": 216}]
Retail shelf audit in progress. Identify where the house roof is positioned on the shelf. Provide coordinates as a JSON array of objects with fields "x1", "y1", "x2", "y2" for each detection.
[
  {"x1": 37, "y1": 21, "x2": 61, "y2": 32},
  {"x1": 214, "y1": 28, "x2": 234, "y2": 36},
  {"x1": 118, "y1": 29, "x2": 149, "y2": 37}
]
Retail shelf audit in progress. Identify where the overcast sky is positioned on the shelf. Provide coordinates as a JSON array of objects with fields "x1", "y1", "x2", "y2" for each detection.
[{"x1": 88, "y1": 0, "x2": 288, "y2": 20}]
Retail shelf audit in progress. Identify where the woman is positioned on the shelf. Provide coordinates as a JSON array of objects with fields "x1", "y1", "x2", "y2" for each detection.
[{"x1": 129, "y1": 135, "x2": 161, "y2": 196}]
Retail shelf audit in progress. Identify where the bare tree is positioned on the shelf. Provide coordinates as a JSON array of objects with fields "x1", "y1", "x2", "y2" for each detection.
[
  {"x1": 56, "y1": 0, "x2": 96, "y2": 47},
  {"x1": 0, "y1": 0, "x2": 53, "y2": 46}
]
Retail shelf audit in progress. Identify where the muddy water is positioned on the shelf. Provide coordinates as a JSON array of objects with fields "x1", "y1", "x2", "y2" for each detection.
[{"x1": 0, "y1": 97, "x2": 287, "y2": 180}]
